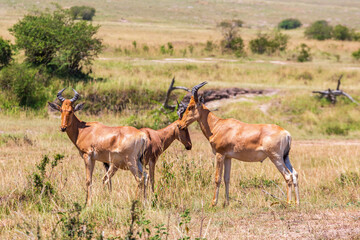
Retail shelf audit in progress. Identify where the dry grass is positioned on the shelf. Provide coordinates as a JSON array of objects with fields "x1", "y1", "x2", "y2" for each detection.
[{"x1": 1, "y1": 0, "x2": 360, "y2": 239}]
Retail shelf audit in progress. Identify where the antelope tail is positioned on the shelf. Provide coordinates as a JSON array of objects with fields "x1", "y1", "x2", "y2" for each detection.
[{"x1": 282, "y1": 132, "x2": 293, "y2": 173}]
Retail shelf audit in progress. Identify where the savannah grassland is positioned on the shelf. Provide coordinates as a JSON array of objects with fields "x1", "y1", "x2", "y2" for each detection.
[{"x1": 1, "y1": 0, "x2": 360, "y2": 239}]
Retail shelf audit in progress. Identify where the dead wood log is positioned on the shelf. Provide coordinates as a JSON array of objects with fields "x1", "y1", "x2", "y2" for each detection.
[
  {"x1": 163, "y1": 77, "x2": 190, "y2": 111},
  {"x1": 312, "y1": 75, "x2": 359, "y2": 105}
]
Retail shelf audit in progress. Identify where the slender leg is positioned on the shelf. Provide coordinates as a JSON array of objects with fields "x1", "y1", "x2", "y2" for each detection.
[
  {"x1": 223, "y1": 157, "x2": 232, "y2": 207},
  {"x1": 149, "y1": 159, "x2": 156, "y2": 192},
  {"x1": 128, "y1": 157, "x2": 147, "y2": 200},
  {"x1": 102, "y1": 164, "x2": 118, "y2": 188},
  {"x1": 83, "y1": 153, "x2": 95, "y2": 206},
  {"x1": 212, "y1": 153, "x2": 225, "y2": 207},
  {"x1": 270, "y1": 155, "x2": 293, "y2": 204},
  {"x1": 103, "y1": 162, "x2": 112, "y2": 191},
  {"x1": 284, "y1": 155, "x2": 300, "y2": 205}
]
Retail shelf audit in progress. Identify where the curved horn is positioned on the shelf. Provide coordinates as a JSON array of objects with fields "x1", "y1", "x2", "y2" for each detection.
[
  {"x1": 57, "y1": 88, "x2": 66, "y2": 102},
  {"x1": 192, "y1": 81, "x2": 207, "y2": 101},
  {"x1": 70, "y1": 88, "x2": 80, "y2": 103}
]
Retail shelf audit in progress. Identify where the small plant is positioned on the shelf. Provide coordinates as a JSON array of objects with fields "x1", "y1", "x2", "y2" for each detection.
[
  {"x1": 352, "y1": 48, "x2": 360, "y2": 60},
  {"x1": 204, "y1": 40, "x2": 215, "y2": 52},
  {"x1": 178, "y1": 209, "x2": 191, "y2": 240},
  {"x1": 296, "y1": 43, "x2": 312, "y2": 62},
  {"x1": 325, "y1": 124, "x2": 349, "y2": 136},
  {"x1": 132, "y1": 40, "x2": 137, "y2": 49},
  {"x1": 52, "y1": 202, "x2": 95, "y2": 239},
  {"x1": 304, "y1": 20, "x2": 332, "y2": 40},
  {"x1": 31, "y1": 153, "x2": 64, "y2": 197},
  {"x1": 188, "y1": 45, "x2": 194, "y2": 54},
  {"x1": 336, "y1": 172, "x2": 360, "y2": 187},
  {"x1": 143, "y1": 44, "x2": 149, "y2": 52},
  {"x1": 167, "y1": 42, "x2": 174, "y2": 55},
  {"x1": 278, "y1": 18, "x2": 302, "y2": 30}
]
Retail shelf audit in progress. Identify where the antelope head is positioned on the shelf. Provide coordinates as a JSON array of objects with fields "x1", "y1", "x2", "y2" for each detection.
[
  {"x1": 176, "y1": 101, "x2": 192, "y2": 150},
  {"x1": 48, "y1": 88, "x2": 84, "y2": 132},
  {"x1": 179, "y1": 81, "x2": 207, "y2": 129}
]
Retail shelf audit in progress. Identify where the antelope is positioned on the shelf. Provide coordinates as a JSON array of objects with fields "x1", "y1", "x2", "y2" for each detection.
[
  {"x1": 140, "y1": 102, "x2": 192, "y2": 192},
  {"x1": 178, "y1": 82, "x2": 299, "y2": 206},
  {"x1": 48, "y1": 88, "x2": 148, "y2": 205}
]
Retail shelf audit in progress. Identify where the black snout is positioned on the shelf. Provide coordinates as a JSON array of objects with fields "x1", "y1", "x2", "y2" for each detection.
[
  {"x1": 61, "y1": 127, "x2": 67, "y2": 132},
  {"x1": 185, "y1": 145, "x2": 192, "y2": 150}
]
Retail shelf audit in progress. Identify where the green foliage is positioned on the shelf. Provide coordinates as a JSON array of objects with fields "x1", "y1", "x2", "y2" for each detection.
[
  {"x1": 218, "y1": 19, "x2": 244, "y2": 28},
  {"x1": 159, "y1": 42, "x2": 174, "y2": 55},
  {"x1": 125, "y1": 201, "x2": 168, "y2": 240},
  {"x1": 0, "y1": 37, "x2": 13, "y2": 68},
  {"x1": 70, "y1": 6, "x2": 96, "y2": 21},
  {"x1": 304, "y1": 20, "x2": 333, "y2": 40},
  {"x1": 10, "y1": 7, "x2": 103, "y2": 76},
  {"x1": 52, "y1": 202, "x2": 95, "y2": 239},
  {"x1": 0, "y1": 63, "x2": 50, "y2": 109},
  {"x1": 278, "y1": 18, "x2": 302, "y2": 30},
  {"x1": 30, "y1": 154, "x2": 64, "y2": 197},
  {"x1": 352, "y1": 48, "x2": 360, "y2": 60},
  {"x1": 332, "y1": 24, "x2": 352, "y2": 41},
  {"x1": 238, "y1": 176, "x2": 280, "y2": 188},
  {"x1": 336, "y1": 172, "x2": 360, "y2": 187},
  {"x1": 325, "y1": 124, "x2": 349, "y2": 136},
  {"x1": 296, "y1": 43, "x2": 312, "y2": 62},
  {"x1": 178, "y1": 209, "x2": 191, "y2": 240},
  {"x1": 249, "y1": 31, "x2": 289, "y2": 54},
  {"x1": 204, "y1": 40, "x2": 215, "y2": 52}
]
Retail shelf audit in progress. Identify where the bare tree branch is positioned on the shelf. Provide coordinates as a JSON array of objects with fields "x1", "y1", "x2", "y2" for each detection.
[
  {"x1": 312, "y1": 75, "x2": 359, "y2": 105},
  {"x1": 163, "y1": 77, "x2": 190, "y2": 111}
]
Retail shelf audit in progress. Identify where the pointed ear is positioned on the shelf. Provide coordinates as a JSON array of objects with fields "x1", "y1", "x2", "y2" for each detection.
[
  {"x1": 74, "y1": 102, "x2": 85, "y2": 112},
  {"x1": 48, "y1": 102, "x2": 61, "y2": 111},
  {"x1": 199, "y1": 95, "x2": 205, "y2": 104}
]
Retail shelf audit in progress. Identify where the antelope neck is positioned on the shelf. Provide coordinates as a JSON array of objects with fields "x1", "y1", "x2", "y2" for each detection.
[
  {"x1": 156, "y1": 121, "x2": 177, "y2": 152},
  {"x1": 197, "y1": 105, "x2": 220, "y2": 140},
  {"x1": 65, "y1": 114, "x2": 83, "y2": 146}
]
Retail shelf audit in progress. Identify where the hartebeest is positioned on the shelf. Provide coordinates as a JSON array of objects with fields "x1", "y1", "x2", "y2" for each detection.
[
  {"x1": 48, "y1": 88, "x2": 148, "y2": 205},
  {"x1": 140, "y1": 102, "x2": 192, "y2": 192},
  {"x1": 178, "y1": 82, "x2": 299, "y2": 206}
]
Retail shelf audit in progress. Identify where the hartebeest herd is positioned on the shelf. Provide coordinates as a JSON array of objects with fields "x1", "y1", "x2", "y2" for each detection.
[{"x1": 48, "y1": 82, "x2": 299, "y2": 206}]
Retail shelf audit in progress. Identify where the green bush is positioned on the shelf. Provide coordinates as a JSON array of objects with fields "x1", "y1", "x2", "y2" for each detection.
[
  {"x1": 278, "y1": 18, "x2": 302, "y2": 30},
  {"x1": 0, "y1": 63, "x2": 49, "y2": 109},
  {"x1": 333, "y1": 24, "x2": 352, "y2": 41},
  {"x1": 249, "y1": 31, "x2": 289, "y2": 54},
  {"x1": 352, "y1": 49, "x2": 360, "y2": 60},
  {"x1": 10, "y1": 7, "x2": 102, "y2": 76},
  {"x1": 218, "y1": 19, "x2": 243, "y2": 28},
  {"x1": 296, "y1": 43, "x2": 312, "y2": 62},
  {"x1": 219, "y1": 19, "x2": 245, "y2": 57},
  {"x1": 0, "y1": 37, "x2": 13, "y2": 68},
  {"x1": 70, "y1": 6, "x2": 96, "y2": 21},
  {"x1": 304, "y1": 20, "x2": 333, "y2": 40}
]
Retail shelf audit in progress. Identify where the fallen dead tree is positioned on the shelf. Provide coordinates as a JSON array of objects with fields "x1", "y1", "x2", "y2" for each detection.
[{"x1": 312, "y1": 75, "x2": 359, "y2": 105}]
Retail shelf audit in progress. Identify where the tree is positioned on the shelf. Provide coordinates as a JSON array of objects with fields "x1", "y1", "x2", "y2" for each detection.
[
  {"x1": 278, "y1": 18, "x2": 302, "y2": 30},
  {"x1": 352, "y1": 49, "x2": 360, "y2": 60},
  {"x1": 296, "y1": 43, "x2": 312, "y2": 62},
  {"x1": 304, "y1": 20, "x2": 332, "y2": 40},
  {"x1": 70, "y1": 6, "x2": 96, "y2": 21},
  {"x1": 249, "y1": 31, "x2": 289, "y2": 54},
  {"x1": 333, "y1": 24, "x2": 352, "y2": 41},
  {"x1": 219, "y1": 20, "x2": 245, "y2": 57},
  {"x1": 9, "y1": 7, "x2": 102, "y2": 75},
  {"x1": 0, "y1": 37, "x2": 12, "y2": 68}
]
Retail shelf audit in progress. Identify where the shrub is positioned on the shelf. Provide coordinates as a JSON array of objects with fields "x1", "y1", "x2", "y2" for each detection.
[
  {"x1": 10, "y1": 7, "x2": 103, "y2": 75},
  {"x1": 304, "y1": 20, "x2": 332, "y2": 40},
  {"x1": 296, "y1": 43, "x2": 312, "y2": 62},
  {"x1": 278, "y1": 18, "x2": 302, "y2": 30},
  {"x1": 218, "y1": 19, "x2": 243, "y2": 28},
  {"x1": 219, "y1": 20, "x2": 245, "y2": 57},
  {"x1": 0, "y1": 63, "x2": 49, "y2": 109},
  {"x1": 0, "y1": 37, "x2": 13, "y2": 68},
  {"x1": 70, "y1": 6, "x2": 96, "y2": 21},
  {"x1": 249, "y1": 31, "x2": 289, "y2": 54},
  {"x1": 352, "y1": 49, "x2": 360, "y2": 60},
  {"x1": 333, "y1": 24, "x2": 352, "y2": 41},
  {"x1": 204, "y1": 40, "x2": 215, "y2": 52}
]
